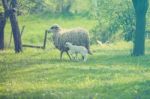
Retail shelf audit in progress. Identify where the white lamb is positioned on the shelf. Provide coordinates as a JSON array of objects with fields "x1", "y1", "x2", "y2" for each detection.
[{"x1": 65, "y1": 42, "x2": 88, "y2": 62}]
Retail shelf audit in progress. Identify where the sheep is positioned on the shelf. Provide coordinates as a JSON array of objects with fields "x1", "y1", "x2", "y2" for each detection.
[
  {"x1": 47, "y1": 24, "x2": 92, "y2": 60},
  {"x1": 65, "y1": 42, "x2": 88, "y2": 62}
]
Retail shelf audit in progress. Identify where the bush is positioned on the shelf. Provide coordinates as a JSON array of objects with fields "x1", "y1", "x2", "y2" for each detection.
[{"x1": 90, "y1": 0, "x2": 135, "y2": 44}]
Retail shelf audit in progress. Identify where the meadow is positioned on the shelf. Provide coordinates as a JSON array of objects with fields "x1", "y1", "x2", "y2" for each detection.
[{"x1": 1, "y1": 15, "x2": 150, "y2": 99}]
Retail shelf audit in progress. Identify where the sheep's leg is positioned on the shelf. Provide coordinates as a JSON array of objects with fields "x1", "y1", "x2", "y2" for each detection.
[
  {"x1": 83, "y1": 55, "x2": 87, "y2": 62},
  {"x1": 70, "y1": 54, "x2": 75, "y2": 60},
  {"x1": 82, "y1": 56, "x2": 84, "y2": 60},
  {"x1": 66, "y1": 51, "x2": 71, "y2": 60},
  {"x1": 72, "y1": 54, "x2": 76, "y2": 60},
  {"x1": 60, "y1": 51, "x2": 64, "y2": 60}
]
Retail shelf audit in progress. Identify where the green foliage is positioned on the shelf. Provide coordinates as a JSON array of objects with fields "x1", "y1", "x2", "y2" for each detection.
[
  {"x1": 0, "y1": 2, "x2": 4, "y2": 13},
  {"x1": 90, "y1": 0, "x2": 136, "y2": 43},
  {"x1": 6, "y1": 0, "x2": 148, "y2": 44},
  {"x1": 0, "y1": 7, "x2": 4, "y2": 13},
  {"x1": 17, "y1": 0, "x2": 45, "y2": 14},
  {"x1": 16, "y1": 0, "x2": 92, "y2": 16}
]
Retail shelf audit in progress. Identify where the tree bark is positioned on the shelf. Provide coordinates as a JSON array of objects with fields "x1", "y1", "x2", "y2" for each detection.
[
  {"x1": 9, "y1": 10, "x2": 22, "y2": 53},
  {"x1": 133, "y1": 14, "x2": 146, "y2": 56},
  {"x1": 2, "y1": 0, "x2": 22, "y2": 53},
  {"x1": 132, "y1": 0, "x2": 149, "y2": 56},
  {"x1": 0, "y1": 13, "x2": 6, "y2": 50}
]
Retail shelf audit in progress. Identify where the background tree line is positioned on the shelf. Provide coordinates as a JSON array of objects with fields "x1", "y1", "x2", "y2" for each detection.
[
  {"x1": 7, "y1": 0, "x2": 149, "y2": 43},
  {"x1": 13, "y1": 0, "x2": 91, "y2": 15}
]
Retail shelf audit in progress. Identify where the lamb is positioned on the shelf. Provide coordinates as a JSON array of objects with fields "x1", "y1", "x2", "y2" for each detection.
[
  {"x1": 47, "y1": 24, "x2": 92, "y2": 60},
  {"x1": 65, "y1": 42, "x2": 88, "y2": 61}
]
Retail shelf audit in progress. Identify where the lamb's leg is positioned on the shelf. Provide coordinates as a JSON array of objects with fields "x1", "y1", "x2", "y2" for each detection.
[
  {"x1": 75, "y1": 53, "x2": 78, "y2": 61},
  {"x1": 60, "y1": 51, "x2": 64, "y2": 60},
  {"x1": 66, "y1": 51, "x2": 71, "y2": 60},
  {"x1": 82, "y1": 56, "x2": 84, "y2": 60}
]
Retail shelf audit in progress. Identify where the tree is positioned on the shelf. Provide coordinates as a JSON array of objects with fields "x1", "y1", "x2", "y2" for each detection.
[
  {"x1": 55, "y1": 0, "x2": 74, "y2": 14},
  {"x1": 91, "y1": 0, "x2": 135, "y2": 43},
  {"x1": 0, "y1": 2, "x2": 5, "y2": 50},
  {"x1": 0, "y1": 13, "x2": 6, "y2": 50},
  {"x1": 132, "y1": 0, "x2": 149, "y2": 56},
  {"x1": 2, "y1": 0, "x2": 22, "y2": 53}
]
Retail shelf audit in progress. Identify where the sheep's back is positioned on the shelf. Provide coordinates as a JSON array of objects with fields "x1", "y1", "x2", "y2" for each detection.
[{"x1": 59, "y1": 28, "x2": 90, "y2": 51}]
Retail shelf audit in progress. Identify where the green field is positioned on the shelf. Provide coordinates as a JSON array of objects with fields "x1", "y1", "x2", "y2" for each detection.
[
  {"x1": 1, "y1": 15, "x2": 150, "y2": 99},
  {"x1": 4, "y1": 15, "x2": 97, "y2": 46}
]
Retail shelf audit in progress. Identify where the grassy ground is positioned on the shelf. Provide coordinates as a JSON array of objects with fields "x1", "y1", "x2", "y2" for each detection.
[
  {"x1": 1, "y1": 15, "x2": 150, "y2": 99},
  {"x1": 1, "y1": 41, "x2": 150, "y2": 99}
]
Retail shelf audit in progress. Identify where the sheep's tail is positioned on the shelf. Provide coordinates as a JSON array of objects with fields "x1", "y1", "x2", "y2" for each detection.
[
  {"x1": 86, "y1": 40, "x2": 92, "y2": 55},
  {"x1": 87, "y1": 49, "x2": 92, "y2": 55}
]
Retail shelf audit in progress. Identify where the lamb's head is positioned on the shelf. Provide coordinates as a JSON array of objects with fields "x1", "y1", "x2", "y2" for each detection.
[
  {"x1": 65, "y1": 42, "x2": 73, "y2": 48},
  {"x1": 47, "y1": 24, "x2": 61, "y2": 33}
]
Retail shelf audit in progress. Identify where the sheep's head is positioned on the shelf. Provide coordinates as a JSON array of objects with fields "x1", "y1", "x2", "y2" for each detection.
[
  {"x1": 65, "y1": 42, "x2": 72, "y2": 48},
  {"x1": 47, "y1": 24, "x2": 61, "y2": 33}
]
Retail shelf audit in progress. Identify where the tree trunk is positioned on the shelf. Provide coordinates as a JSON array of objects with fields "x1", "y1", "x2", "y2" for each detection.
[
  {"x1": 0, "y1": 13, "x2": 6, "y2": 50},
  {"x1": 132, "y1": 0, "x2": 149, "y2": 56},
  {"x1": 62, "y1": 0, "x2": 73, "y2": 14},
  {"x1": 133, "y1": 14, "x2": 146, "y2": 56},
  {"x1": 2, "y1": 0, "x2": 22, "y2": 53},
  {"x1": 9, "y1": 10, "x2": 22, "y2": 53}
]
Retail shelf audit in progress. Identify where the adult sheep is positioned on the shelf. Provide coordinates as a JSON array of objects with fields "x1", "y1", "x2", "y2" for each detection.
[{"x1": 47, "y1": 24, "x2": 92, "y2": 60}]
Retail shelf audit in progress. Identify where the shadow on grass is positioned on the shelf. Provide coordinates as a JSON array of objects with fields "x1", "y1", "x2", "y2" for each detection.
[
  {"x1": 88, "y1": 52, "x2": 150, "y2": 67},
  {"x1": 1, "y1": 49, "x2": 150, "y2": 99},
  {"x1": 1, "y1": 50, "x2": 150, "y2": 80},
  {"x1": 0, "y1": 80, "x2": 150, "y2": 99}
]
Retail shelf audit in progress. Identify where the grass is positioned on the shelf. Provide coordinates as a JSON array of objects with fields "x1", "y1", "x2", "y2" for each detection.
[
  {"x1": 1, "y1": 41, "x2": 150, "y2": 99},
  {"x1": 1, "y1": 15, "x2": 150, "y2": 99}
]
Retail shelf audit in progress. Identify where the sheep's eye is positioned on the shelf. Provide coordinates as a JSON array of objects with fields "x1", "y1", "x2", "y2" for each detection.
[
  {"x1": 51, "y1": 25, "x2": 59, "y2": 30},
  {"x1": 55, "y1": 26, "x2": 59, "y2": 29},
  {"x1": 51, "y1": 27, "x2": 54, "y2": 29}
]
